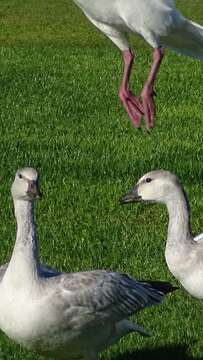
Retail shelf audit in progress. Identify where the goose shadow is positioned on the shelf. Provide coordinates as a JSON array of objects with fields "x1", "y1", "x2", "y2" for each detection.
[{"x1": 113, "y1": 345, "x2": 202, "y2": 360}]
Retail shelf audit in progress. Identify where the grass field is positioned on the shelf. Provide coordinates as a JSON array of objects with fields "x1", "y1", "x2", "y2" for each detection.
[{"x1": 0, "y1": 0, "x2": 203, "y2": 359}]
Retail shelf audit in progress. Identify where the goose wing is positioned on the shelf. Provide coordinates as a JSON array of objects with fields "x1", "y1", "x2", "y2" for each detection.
[{"x1": 48, "y1": 270, "x2": 172, "y2": 330}]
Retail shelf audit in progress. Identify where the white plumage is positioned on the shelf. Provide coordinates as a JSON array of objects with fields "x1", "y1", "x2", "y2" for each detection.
[
  {"x1": 73, "y1": 0, "x2": 203, "y2": 128},
  {"x1": 120, "y1": 170, "x2": 203, "y2": 300},
  {"x1": 0, "y1": 167, "x2": 176, "y2": 359}
]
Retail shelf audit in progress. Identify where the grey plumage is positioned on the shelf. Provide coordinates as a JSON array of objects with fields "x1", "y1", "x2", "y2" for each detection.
[{"x1": 0, "y1": 168, "x2": 177, "y2": 360}]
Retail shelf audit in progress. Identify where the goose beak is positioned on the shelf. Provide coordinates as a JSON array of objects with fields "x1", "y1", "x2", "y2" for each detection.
[
  {"x1": 119, "y1": 186, "x2": 142, "y2": 205},
  {"x1": 27, "y1": 180, "x2": 42, "y2": 199}
]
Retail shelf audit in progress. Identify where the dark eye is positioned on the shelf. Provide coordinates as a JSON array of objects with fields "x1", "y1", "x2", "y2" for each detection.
[
  {"x1": 146, "y1": 178, "x2": 152, "y2": 183},
  {"x1": 18, "y1": 174, "x2": 22, "y2": 179}
]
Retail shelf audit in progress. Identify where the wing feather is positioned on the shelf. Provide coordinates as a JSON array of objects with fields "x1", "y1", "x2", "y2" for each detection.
[{"x1": 53, "y1": 271, "x2": 170, "y2": 325}]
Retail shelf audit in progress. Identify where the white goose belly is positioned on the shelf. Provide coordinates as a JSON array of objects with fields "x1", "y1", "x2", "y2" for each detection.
[
  {"x1": 181, "y1": 271, "x2": 203, "y2": 299},
  {"x1": 73, "y1": 0, "x2": 181, "y2": 42},
  {"x1": 166, "y1": 250, "x2": 203, "y2": 299},
  {"x1": 0, "y1": 290, "x2": 59, "y2": 348},
  {"x1": 74, "y1": 0, "x2": 126, "y2": 29},
  {"x1": 0, "y1": 287, "x2": 114, "y2": 357}
]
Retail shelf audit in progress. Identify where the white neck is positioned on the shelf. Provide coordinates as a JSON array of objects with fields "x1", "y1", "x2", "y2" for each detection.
[
  {"x1": 165, "y1": 188, "x2": 193, "y2": 251},
  {"x1": 4, "y1": 199, "x2": 39, "y2": 286}
]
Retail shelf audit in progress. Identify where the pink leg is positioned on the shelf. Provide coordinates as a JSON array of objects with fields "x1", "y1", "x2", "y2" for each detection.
[
  {"x1": 119, "y1": 49, "x2": 144, "y2": 128},
  {"x1": 141, "y1": 48, "x2": 164, "y2": 129}
]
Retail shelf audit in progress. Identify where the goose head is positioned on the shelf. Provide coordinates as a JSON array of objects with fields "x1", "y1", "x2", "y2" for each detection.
[
  {"x1": 11, "y1": 167, "x2": 41, "y2": 201},
  {"x1": 120, "y1": 170, "x2": 181, "y2": 205}
]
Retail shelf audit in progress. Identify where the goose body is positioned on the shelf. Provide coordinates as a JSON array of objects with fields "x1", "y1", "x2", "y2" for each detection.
[
  {"x1": 74, "y1": 0, "x2": 184, "y2": 49},
  {"x1": 0, "y1": 168, "x2": 176, "y2": 359},
  {"x1": 73, "y1": 0, "x2": 203, "y2": 128},
  {"x1": 120, "y1": 170, "x2": 203, "y2": 299}
]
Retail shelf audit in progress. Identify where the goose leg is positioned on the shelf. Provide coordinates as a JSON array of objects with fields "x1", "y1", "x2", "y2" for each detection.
[
  {"x1": 141, "y1": 47, "x2": 164, "y2": 128},
  {"x1": 119, "y1": 49, "x2": 144, "y2": 128},
  {"x1": 78, "y1": 17, "x2": 143, "y2": 127}
]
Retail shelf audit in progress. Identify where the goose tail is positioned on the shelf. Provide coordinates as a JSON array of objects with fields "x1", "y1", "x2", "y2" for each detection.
[{"x1": 161, "y1": 18, "x2": 203, "y2": 60}]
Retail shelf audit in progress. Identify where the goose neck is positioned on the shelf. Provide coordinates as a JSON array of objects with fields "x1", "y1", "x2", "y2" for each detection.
[
  {"x1": 166, "y1": 189, "x2": 192, "y2": 248},
  {"x1": 4, "y1": 199, "x2": 39, "y2": 284}
]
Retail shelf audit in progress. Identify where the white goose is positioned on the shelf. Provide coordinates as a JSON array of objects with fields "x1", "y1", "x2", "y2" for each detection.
[
  {"x1": 0, "y1": 167, "x2": 176, "y2": 360},
  {"x1": 73, "y1": 0, "x2": 203, "y2": 128},
  {"x1": 120, "y1": 170, "x2": 203, "y2": 299}
]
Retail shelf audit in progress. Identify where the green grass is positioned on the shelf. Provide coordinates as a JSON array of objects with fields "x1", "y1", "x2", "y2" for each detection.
[{"x1": 0, "y1": 0, "x2": 203, "y2": 359}]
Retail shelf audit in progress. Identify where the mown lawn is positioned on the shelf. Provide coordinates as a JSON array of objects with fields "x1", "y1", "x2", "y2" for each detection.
[{"x1": 0, "y1": 1, "x2": 203, "y2": 359}]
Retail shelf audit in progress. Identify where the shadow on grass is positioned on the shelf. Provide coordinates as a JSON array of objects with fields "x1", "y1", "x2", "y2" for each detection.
[{"x1": 114, "y1": 345, "x2": 202, "y2": 360}]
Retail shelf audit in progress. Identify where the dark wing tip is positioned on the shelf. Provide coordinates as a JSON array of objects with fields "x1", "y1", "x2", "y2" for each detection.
[{"x1": 142, "y1": 280, "x2": 178, "y2": 295}]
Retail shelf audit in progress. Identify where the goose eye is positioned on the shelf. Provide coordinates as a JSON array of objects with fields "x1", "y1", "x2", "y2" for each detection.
[
  {"x1": 18, "y1": 174, "x2": 22, "y2": 179},
  {"x1": 146, "y1": 178, "x2": 152, "y2": 183}
]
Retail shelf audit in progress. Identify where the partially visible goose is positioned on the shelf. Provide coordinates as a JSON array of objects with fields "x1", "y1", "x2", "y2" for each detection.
[
  {"x1": 120, "y1": 170, "x2": 203, "y2": 299},
  {"x1": 0, "y1": 167, "x2": 176, "y2": 359},
  {"x1": 73, "y1": 0, "x2": 203, "y2": 128}
]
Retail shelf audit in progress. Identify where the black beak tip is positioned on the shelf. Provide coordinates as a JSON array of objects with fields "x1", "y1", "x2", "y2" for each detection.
[
  {"x1": 119, "y1": 194, "x2": 142, "y2": 205},
  {"x1": 119, "y1": 196, "x2": 129, "y2": 205},
  {"x1": 27, "y1": 190, "x2": 42, "y2": 200},
  {"x1": 119, "y1": 185, "x2": 142, "y2": 205},
  {"x1": 119, "y1": 197, "x2": 125, "y2": 205}
]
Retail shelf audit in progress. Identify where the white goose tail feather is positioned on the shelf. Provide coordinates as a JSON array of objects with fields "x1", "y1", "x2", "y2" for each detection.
[{"x1": 161, "y1": 18, "x2": 203, "y2": 60}]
